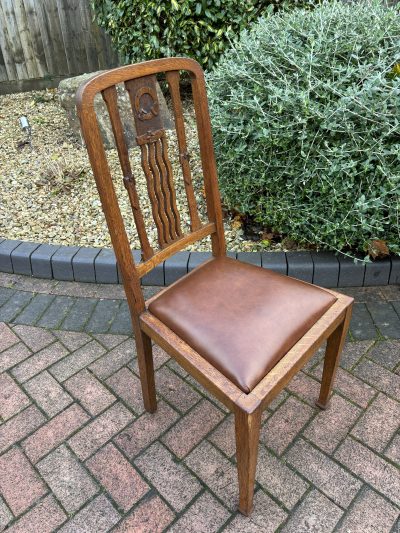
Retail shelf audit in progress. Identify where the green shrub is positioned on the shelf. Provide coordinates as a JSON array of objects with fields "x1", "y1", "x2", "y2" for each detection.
[
  {"x1": 91, "y1": 0, "x2": 314, "y2": 70},
  {"x1": 207, "y1": 0, "x2": 400, "y2": 255}
]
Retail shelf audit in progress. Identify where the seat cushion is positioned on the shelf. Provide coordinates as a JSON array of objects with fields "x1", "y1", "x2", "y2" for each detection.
[{"x1": 148, "y1": 256, "x2": 336, "y2": 393}]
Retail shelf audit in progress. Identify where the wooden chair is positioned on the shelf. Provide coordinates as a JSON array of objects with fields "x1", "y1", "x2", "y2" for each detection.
[{"x1": 76, "y1": 58, "x2": 353, "y2": 516}]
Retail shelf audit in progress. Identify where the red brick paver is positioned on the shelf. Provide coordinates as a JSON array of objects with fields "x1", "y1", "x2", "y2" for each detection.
[
  {"x1": 0, "y1": 317, "x2": 399, "y2": 532},
  {"x1": 336, "y1": 488, "x2": 399, "y2": 533},
  {"x1": 224, "y1": 490, "x2": 288, "y2": 532},
  {"x1": 86, "y1": 443, "x2": 149, "y2": 512},
  {"x1": 23, "y1": 403, "x2": 89, "y2": 463},
  {"x1": 23, "y1": 370, "x2": 72, "y2": 416},
  {"x1": 155, "y1": 365, "x2": 201, "y2": 413},
  {"x1": 286, "y1": 439, "x2": 362, "y2": 507},
  {"x1": 135, "y1": 442, "x2": 202, "y2": 512},
  {"x1": 170, "y1": 491, "x2": 230, "y2": 532},
  {"x1": 385, "y1": 434, "x2": 400, "y2": 463},
  {"x1": 261, "y1": 396, "x2": 314, "y2": 455},
  {"x1": 351, "y1": 392, "x2": 400, "y2": 451},
  {"x1": 0, "y1": 448, "x2": 46, "y2": 516},
  {"x1": 65, "y1": 368, "x2": 116, "y2": 415},
  {"x1": 185, "y1": 441, "x2": 239, "y2": 510},
  {"x1": 37, "y1": 445, "x2": 98, "y2": 513},
  {"x1": 6, "y1": 495, "x2": 66, "y2": 533},
  {"x1": 0, "y1": 404, "x2": 45, "y2": 453},
  {"x1": 0, "y1": 343, "x2": 32, "y2": 373},
  {"x1": 68, "y1": 402, "x2": 133, "y2": 460},
  {"x1": 114, "y1": 401, "x2": 179, "y2": 458},
  {"x1": 12, "y1": 342, "x2": 69, "y2": 383},
  {"x1": 334, "y1": 437, "x2": 400, "y2": 506},
  {"x1": 256, "y1": 446, "x2": 309, "y2": 509},
  {"x1": 281, "y1": 489, "x2": 343, "y2": 533},
  {"x1": 303, "y1": 393, "x2": 361, "y2": 453},
  {"x1": 57, "y1": 494, "x2": 120, "y2": 533},
  {"x1": 0, "y1": 373, "x2": 30, "y2": 421},
  {"x1": 106, "y1": 366, "x2": 144, "y2": 414},
  {"x1": 161, "y1": 398, "x2": 224, "y2": 458},
  {"x1": 114, "y1": 495, "x2": 174, "y2": 533},
  {"x1": 13, "y1": 325, "x2": 55, "y2": 352},
  {"x1": 0, "y1": 323, "x2": 18, "y2": 352}
]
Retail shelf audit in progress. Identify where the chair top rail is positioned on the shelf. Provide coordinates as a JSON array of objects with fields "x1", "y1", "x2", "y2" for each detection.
[{"x1": 76, "y1": 57, "x2": 204, "y2": 109}]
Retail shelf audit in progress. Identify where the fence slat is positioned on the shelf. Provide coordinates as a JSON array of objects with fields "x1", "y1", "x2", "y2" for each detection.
[
  {"x1": 79, "y1": 1, "x2": 100, "y2": 72},
  {"x1": 0, "y1": 0, "x2": 27, "y2": 79},
  {"x1": 0, "y1": 31, "x2": 10, "y2": 81},
  {"x1": 22, "y1": 0, "x2": 48, "y2": 77},
  {"x1": 14, "y1": 0, "x2": 42, "y2": 78},
  {"x1": 35, "y1": 0, "x2": 69, "y2": 76}
]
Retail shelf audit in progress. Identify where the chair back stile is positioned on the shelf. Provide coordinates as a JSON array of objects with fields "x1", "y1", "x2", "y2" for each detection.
[{"x1": 76, "y1": 58, "x2": 226, "y2": 314}]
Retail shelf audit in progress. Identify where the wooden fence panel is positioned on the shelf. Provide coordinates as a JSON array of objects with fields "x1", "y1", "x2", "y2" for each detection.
[
  {"x1": 0, "y1": 0, "x2": 119, "y2": 93},
  {"x1": 0, "y1": 45, "x2": 7, "y2": 81},
  {"x1": 0, "y1": 0, "x2": 26, "y2": 80},
  {"x1": 35, "y1": 0, "x2": 69, "y2": 75},
  {"x1": 22, "y1": 0, "x2": 50, "y2": 78}
]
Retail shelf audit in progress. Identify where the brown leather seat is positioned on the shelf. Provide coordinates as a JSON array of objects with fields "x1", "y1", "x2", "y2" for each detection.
[{"x1": 149, "y1": 257, "x2": 337, "y2": 393}]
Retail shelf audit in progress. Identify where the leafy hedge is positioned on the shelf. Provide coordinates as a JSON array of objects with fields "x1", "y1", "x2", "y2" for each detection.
[
  {"x1": 207, "y1": 0, "x2": 400, "y2": 255},
  {"x1": 91, "y1": 0, "x2": 314, "y2": 70}
]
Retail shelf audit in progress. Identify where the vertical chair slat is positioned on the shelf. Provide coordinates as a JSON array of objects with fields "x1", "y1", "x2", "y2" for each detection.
[
  {"x1": 102, "y1": 85, "x2": 154, "y2": 260},
  {"x1": 159, "y1": 133, "x2": 183, "y2": 238},
  {"x1": 125, "y1": 75, "x2": 183, "y2": 249},
  {"x1": 166, "y1": 70, "x2": 202, "y2": 232},
  {"x1": 137, "y1": 135, "x2": 170, "y2": 248},
  {"x1": 190, "y1": 70, "x2": 226, "y2": 256},
  {"x1": 146, "y1": 136, "x2": 173, "y2": 246}
]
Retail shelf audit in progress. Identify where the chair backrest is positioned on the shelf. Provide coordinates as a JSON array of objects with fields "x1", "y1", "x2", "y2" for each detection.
[{"x1": 76, "y1": 58, "x2": 226, "y2": 313}]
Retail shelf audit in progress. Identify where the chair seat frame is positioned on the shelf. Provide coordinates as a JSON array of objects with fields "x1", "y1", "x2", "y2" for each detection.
[
  {"x1": 141, "y1": 284, "x2": 352, "y2": 515},
  {"x1": 76, "y1": 57, "x2": 353, "y2": 516}
]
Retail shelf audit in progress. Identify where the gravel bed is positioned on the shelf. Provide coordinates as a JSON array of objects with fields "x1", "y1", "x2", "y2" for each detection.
[{"x1": 0, "y1": 89, "x2": 261, "y2": 252}]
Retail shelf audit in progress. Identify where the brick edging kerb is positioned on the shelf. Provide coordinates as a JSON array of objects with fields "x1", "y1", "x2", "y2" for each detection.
[{"x1": 0, "y1": 238, "x2": 398, "y2": 287}]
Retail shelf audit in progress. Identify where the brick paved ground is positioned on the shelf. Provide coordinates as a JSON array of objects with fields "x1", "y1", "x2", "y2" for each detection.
[{"x1": 0, "y1": 273, "x2": 399, "y2": 532}]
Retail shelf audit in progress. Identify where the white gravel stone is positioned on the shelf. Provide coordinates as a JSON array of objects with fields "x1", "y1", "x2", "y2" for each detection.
[{"x1": 0, "y1": 89, "x2": 261, "y2": 252}]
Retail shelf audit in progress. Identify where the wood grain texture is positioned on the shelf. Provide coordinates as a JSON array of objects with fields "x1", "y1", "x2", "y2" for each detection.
[
  {"x1": 0, "y1": 0, "x2": 118, "y2": 87},
  {"x1": 77, "y1": 58, "x2": 354, "y2": 516},
  {"x1": 235, "y1": 408, "x2": 261, "y2": 515},
  {"x1": 140, "y1": 309, "x2": 243, "y2": 411},
  {"x1": 102, "y1": 85, "x2": 154, "y2": 260},
  {"x1": 166, "y1": 70, "x2": 201, "y2": 231},
  {"x1": 136, "y1": 223, "x2": 215, "y2": 278},
  {"x1": 251, "y1": 292, "x2": 353, "y2": 410},
  {"x1": 125, "y1": 75, "x2": 183, "y2": 248},
  {"x1": 133, "y1": 318, "x2": 157, "y2": 413},
  {"x1": 316, "y1": 302, "x2": 353, "y2": 409}
]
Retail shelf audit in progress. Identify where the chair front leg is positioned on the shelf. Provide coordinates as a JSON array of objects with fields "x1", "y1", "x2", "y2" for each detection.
[
  {"x1": 234, "y1": 407, "x2": 261, "y2": 516},
  {"x1": 316, "y1": 304, "x2": 353, "y2": 410},
  {"x1": 135, "y1": 327, "x2": 157, "y2": 413}
]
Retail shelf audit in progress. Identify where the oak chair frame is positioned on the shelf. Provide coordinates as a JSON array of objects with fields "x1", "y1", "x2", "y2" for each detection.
[{"x1": 76, "y1": 57, "x2": 353, "y2": 516}]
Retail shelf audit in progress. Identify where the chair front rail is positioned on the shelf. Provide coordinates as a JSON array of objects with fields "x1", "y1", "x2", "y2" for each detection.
[
  {"x1": 251, "y1": 292, "x2": 352, "y2": 410},
  {"x1": 140, "y1": 310, "x2": 243, "y2": 410}
]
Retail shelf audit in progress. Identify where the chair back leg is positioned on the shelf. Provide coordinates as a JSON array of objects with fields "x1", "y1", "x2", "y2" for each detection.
[
  {"x1": 234, "y1": 407, "x2": 262, "y2": 515},
  {"x1": 316, "y1": 304, "x2": 353, "y2": 409},
  {"x1": 134, "y1": 323, "x2": 157, "y2": 413}
]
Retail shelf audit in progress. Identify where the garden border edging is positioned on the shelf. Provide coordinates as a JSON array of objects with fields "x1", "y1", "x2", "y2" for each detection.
[{"x1": 0, "y1": 238, "x2": 398, "y2": 288}]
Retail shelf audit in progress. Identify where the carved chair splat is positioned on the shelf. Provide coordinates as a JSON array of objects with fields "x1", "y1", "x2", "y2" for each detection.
[{"x1": 76, "y1": 58, "x2": 353, "y2": 516}]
